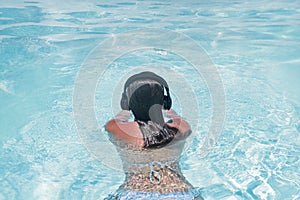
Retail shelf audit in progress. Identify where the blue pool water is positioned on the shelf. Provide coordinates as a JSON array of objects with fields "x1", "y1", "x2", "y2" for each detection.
[{"x1": 1, "y1": 0, "x2": 300, "y2": 199}]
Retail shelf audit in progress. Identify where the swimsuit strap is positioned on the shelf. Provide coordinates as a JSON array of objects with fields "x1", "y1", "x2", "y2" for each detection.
[{"x1": 149, "y1": 161, "x2": 177, "y2": 185}]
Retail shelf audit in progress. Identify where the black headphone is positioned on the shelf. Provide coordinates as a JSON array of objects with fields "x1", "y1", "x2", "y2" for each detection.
[{"x1": 120, "y1": 71, "x2": 172, "y2": 110}]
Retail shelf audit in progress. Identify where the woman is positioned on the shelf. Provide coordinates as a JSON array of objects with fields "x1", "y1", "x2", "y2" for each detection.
[{"x1": 105, "y1": 71, "x2": 202, "y2": 199}]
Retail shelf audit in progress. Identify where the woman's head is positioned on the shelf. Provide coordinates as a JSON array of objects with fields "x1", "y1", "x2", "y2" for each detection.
[{"x1": 120, "y1": 72, "x2": 171, "y2": 125}]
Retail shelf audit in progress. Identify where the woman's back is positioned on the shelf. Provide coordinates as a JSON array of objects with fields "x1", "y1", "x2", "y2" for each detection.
[{"x1": 109, "y1": 123, "x2": 193, "y2": 193}]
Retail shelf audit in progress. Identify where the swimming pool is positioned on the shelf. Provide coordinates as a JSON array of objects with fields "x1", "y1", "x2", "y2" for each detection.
[{"x1": 0, "y1": 0, "x2": 299, "y2": 199}]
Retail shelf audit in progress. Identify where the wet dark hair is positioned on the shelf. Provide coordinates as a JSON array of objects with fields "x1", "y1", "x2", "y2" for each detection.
[
  {"x1": 121, "y1": 71, "x2": 172, "y2": 111},
  {"x1": 124, "y1": 74, "x2": 177, "y2": 148},
  {"x1": 128, "y1": 79, "x2": 164, "y2": 125}
]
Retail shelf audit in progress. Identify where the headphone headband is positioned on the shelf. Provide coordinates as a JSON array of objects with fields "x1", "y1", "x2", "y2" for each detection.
[{"x1": 123, "y1": 71, "x2": 169, "y2": 92}]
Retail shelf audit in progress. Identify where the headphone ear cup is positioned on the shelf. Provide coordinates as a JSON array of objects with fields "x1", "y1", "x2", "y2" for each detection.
[
  {"x1": 120, "y1": 92, "x2": 129, "y2": 110},
  {"x1": 163, "y1": 95, "x2": 172, "y2": 110}
]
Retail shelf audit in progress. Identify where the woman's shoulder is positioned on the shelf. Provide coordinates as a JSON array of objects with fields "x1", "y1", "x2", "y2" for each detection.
[
  {"x1": 105, "y1": 120, "x2": 144, "y2": 147},
  {"x1": 165, "y1": 118, "x2": 191, "y2": 136}
]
